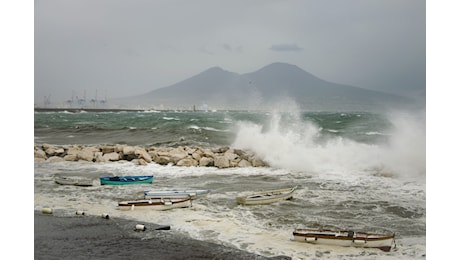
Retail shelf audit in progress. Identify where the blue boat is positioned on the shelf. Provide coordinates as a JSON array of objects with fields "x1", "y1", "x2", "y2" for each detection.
[{"x1": 99, "y1": 175, "x2": 154, "y2": 185}]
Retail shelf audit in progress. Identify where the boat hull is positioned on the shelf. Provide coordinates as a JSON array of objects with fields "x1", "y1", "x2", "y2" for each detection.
[
  {"x1": 144, "y1": 189, "x2": 211, "y2": 199},
  {"x1": 118, "y1": 197, "x2": 192, "y2": 211},
  {"x1": 54, "y1": 176, "x2": 93, "y2": 187},
  {"x1": 236, "y1": 186, "x2": 297, "y2": 205},
  {"x1": 293, "y1": 229, "x2": 395, "y2": 252},
  {"x1": 99, "y1": 175, "x2": 153, "y2": 185}
]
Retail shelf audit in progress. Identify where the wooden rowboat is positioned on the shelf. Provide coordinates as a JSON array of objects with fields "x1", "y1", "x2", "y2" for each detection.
[
  {"x1": 236, "y1": 186, "x2": 297, "y2": 205},
  {"x1": 144, "y1": 189, "x2": 211, "y2": 199},
  {"x1": 118, "y1": 197, "x2": 192, "y2": 211},
  {"x1": 54, "y1": 176, "x2": 93, "y2": 187},
  {"x1": 99, "y1": 175, "x2": 153, "y2": 185},
  {"x1": 292, "y1": 228, "x2": 396, "y2": 252}
]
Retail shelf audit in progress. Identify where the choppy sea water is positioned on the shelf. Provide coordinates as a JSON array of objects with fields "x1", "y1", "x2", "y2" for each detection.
[{"x1": 34, "y1": 109, "x2": 426, "y2": 259}]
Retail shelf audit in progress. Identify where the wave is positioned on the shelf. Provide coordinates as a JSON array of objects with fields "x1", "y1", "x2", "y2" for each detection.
[{"x1": 232, "y1": 110, "x2": 426, "y2": 178}]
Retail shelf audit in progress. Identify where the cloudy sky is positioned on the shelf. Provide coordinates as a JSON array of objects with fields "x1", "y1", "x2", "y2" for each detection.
[{"x1": 34, "y1": 0, "x2": 425, "y2": 105}]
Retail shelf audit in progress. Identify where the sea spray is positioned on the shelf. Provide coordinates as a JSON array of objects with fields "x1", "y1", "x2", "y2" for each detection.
[{"x1": 232, "y1": 109, "x2": 426, "y2": 177}]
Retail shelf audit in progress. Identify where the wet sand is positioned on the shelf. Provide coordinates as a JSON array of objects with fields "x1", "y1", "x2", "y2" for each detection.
[{"x1": 34, "y1": 211, "x2": 291, "y2": 260}]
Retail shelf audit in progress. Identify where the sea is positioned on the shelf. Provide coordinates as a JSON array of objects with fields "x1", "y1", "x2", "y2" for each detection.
[{"x1": 34, "y1": 108, "x2": 426, "y2": 259}]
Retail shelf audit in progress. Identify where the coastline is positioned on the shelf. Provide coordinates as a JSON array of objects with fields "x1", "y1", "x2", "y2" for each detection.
[{"x1": 34, "y1": 210, "x2": 291, "y2": 260}]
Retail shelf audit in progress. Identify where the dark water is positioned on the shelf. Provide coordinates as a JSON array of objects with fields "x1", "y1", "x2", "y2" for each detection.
[{"x1": 34, "y1": 110, "x2": 392, "y2": 147}]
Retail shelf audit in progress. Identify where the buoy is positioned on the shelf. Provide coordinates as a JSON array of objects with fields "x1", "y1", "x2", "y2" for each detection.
[
  {"x1": 101, "y1": 213, "x2": 110, "y2": 219},
  {"x1": 135, "y1": 224, "x2": 146, "y2": 231},
  {"x1": 76, "y1": 210, "x2": 85, "y2": 215},
  {"x1": 42, "y1": 208, "x2": 53, "y2": 214}
]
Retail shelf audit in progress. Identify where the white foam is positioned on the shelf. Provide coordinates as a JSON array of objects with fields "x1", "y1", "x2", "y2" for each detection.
[{"x1": 232, "y1": 110, "x2": 426, "y2": 178}]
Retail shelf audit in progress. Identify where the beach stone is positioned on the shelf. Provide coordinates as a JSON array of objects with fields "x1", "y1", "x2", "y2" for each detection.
[
  {"x1": 238, "y1": 159, "x2": 252, "y2": 167},
  {"x1": 34, "y1": 157, "x2": 46, "y2": 162},
  {"x1": 137, "y1": 158, "x2": 149, "y2": 166},
  {"x1": 214, "y1": 155, "x2": 230, "y2": 168},
  {"x1": 135, "y1": 148, "x2": 152, "y2": 163},
  {"x1": 176, "y1": 158, "x2": 198, "y2": 167},
  {"x1": 155, "y1": 156, "x2": 171, "y2": 165},
  {"x1": 169, "y1": 149, "x2": 188, "y2": 164},
  {"x1": 114, "y1": 144, "x2": 126, "y2": 153},
  {"x1": 44, "y1": 146, "x2": 57, "y2": 156},
  {"x1": 63, "y1": 154, "x2": 78, "y2": 161},
  {"x1": 102, "y1": 152, "x2": 120, "y2": 162},
  {"x1": 191, "y1": 152, "x2": 202, "y2": 161},
  {"x1": 34, "y1": 148, "x2": 47, "y2": 159},
  {"x1": 77, "y1": 147, "x2": 97, "y2": 162},
  {"x1": 251, "y1": 158, "x2": 266, "y2": 167},
  {"x1": 202, "y1": 149, "x2": 215, "y2": 158},
  {"x1": 212, "y1": 146, "x2": 229, "y2": 153},
  {"x1": 66, "y1": 145, "x2": 81, "y2": 155},
  {"x1": 224, "y1": 152, "x2": 238, "y2": 161},
  {"x1": 94, "y1": 152, "x2": 104, "y2": 162},
  {"x1": 122, "y1": 146, "x2": 136, "y2": 155},
  {"x1": 100, "y1": 145, "x2": 115, "y2": 154},
  {"x1": 199, "y1": 157, "x2": 214, "y2": 167}
]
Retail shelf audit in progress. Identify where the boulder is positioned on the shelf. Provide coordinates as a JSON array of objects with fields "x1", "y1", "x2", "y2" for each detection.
[
  {"x1": 135, "y1": 148, "x2": 152, "y2": 163},
  {"x1": 94, "y1": 151, "x2": 104, "y2": 162},
  {"x1": 199, "y1": 157, "x2": 214, "y2": 167},
  {"x1": 122, "y1": 146, "x2": 136, "y2": 155},
  {"x1": 63, "y1": 154, "x2": 78, "y2": 161},
  {"x1": 191, "y1": 152, "x2": 202, "y2": 161},
  {"x1": 177, "y1": 158, "x2": 198, "y2": 167},
  {"x1": 34, "y1": 148, "x2": 47, "y2": 159},
  {"x1": 66, "y1": 145, "x2": 81, "y2": 156},
  {"x1": 155, "y1": 156, "x2": 171, "y2": 165},
  {"x1": 214, "y1": 156, "x2": 230, "y2": 168},
  {"x1": 34, "y1": 158, "x2": 46, "y2": 163},
  {"x1": 137, "y1": 158, "x2": 149, "y2": 166},
  {"x1": 102, "y1": 152, "x2": 120, "y2": 162},
  {"x1": 251, "y1": 158, "x2": 266, "y2": 167},
  {"x1": 77, "y1": 147, "x2": 96, "y2": 162},
  {"x1": 238, "y1": 159, "x2": 252, "y2": 167},
  {"x1": 100, "y1": 145, "x2": 115, "y2": 154}
]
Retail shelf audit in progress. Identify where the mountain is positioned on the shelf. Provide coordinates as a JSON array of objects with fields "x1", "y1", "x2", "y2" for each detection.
[{"x1": 115, "y1": 62, "x2": 418, "y2": 112}]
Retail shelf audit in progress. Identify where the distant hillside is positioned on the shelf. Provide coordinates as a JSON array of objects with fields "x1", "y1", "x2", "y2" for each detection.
[{"x1": 115, "y1": 62, "x2": 417, "y2": 112}]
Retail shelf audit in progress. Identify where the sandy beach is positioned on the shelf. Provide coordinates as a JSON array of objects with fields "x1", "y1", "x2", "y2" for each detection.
[{"x1": 34, "y1": 210, "x2": 291, "y2": 260}]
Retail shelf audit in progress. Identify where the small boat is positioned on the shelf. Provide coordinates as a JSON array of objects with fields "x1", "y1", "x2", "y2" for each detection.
[
  {"x1": 292, "y1": 228, "x2": 396, "y2": 252},
  {"x1": 236, "y1": 186, "x2": 297, "y2": 205},
  {"x1": 144, "y1": 189, "x2": 211, "y2": 199},
  {"x1": 117, "y1": 197, "x2": 192, "y2": 211},
  {"x1": 54, "y1": 176, "x2": 93, "y2": 187},
  {"x1": 99, "y1": 175, "x2": 153, "y2": 185}
]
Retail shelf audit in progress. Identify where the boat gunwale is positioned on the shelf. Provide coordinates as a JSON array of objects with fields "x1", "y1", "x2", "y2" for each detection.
[
  {"x1": 293, "y1": 228, "x2": 395, "y2": 241},
  {"x1": 236, "y1": 186, "x2": 297, "y2": 205},
  {"x1": 118, "y1": 197, "x2": 191, "y2": 207}
]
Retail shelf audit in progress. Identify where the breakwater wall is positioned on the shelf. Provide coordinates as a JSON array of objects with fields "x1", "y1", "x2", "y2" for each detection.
[{"x1": 34, "y1": 144, "x2": 268, "y2": 168}]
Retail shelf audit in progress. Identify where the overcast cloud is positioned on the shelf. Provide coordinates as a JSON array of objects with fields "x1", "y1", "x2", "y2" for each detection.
[{"x1": 34, "y1": 0, "x2": 425, "y2": 105}]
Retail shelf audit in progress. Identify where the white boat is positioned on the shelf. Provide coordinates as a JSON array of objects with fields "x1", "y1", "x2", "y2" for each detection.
[
  {"x1": 144, "y1": 189, "x2": 211, "y2": 199},
  {"x1": 292, "y1": 228, "x2": 396, "y2": 252},
  {"x1": 54, "y1": 176, "x2": 93, "y2": 187},
  {"x1": 236, "y1": 186, "x2": 297, "y2": 205},
  {"x1": 118, "y1": 197, "x2": 192, "y2": 211}
]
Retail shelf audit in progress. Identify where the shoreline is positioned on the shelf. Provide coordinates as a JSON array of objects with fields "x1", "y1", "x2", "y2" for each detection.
[{"x1": 34, "y1": 210, "x2": 290, "y2": 260}]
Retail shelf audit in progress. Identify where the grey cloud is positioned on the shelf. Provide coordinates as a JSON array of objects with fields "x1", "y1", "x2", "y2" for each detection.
[
  {"x1": 270, "y1": 44, "x2": 303, "y2": 52},
  {"x1": 222, "y1": 44, "x2": 232, "y2": 51}
]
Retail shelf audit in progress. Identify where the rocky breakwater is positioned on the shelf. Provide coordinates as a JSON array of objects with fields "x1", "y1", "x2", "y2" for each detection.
[{"x1": 34, "y1": 143, "x2": 268, "y2": 168}]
